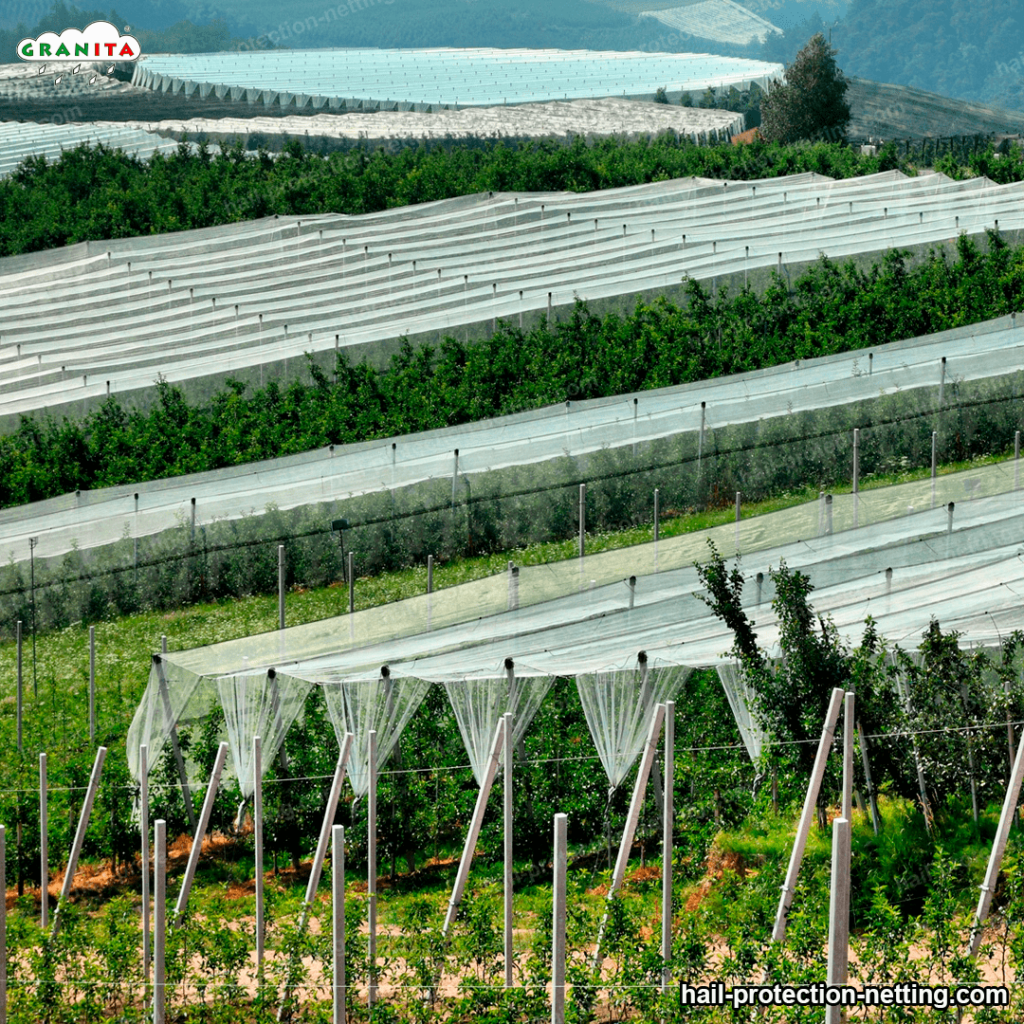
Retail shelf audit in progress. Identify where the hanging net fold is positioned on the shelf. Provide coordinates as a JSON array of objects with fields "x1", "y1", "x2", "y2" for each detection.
[
  {"x1": 576, "y1": 657, "x2": 691, "y2": 791},
  {"x1": 320, "y1": 673, "x2": 432, "y2": 797},
  {"x1": 442, "y1": 669, "x2": 555, "y2": 785},
  {"x1": 716, "y1": 661, "x2": 770, "y2": 763},
  {"x1": 216, "y1": 669, "x2": 314, "y2": 799}
]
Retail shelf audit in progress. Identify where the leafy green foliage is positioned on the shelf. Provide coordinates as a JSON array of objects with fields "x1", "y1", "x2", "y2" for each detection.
[
  {"x1": 0, "y1": 132, "x2": 911, "y2": 260},
  {"x1": 760, "y1": 33, "x2": 851, "y2": 144}
]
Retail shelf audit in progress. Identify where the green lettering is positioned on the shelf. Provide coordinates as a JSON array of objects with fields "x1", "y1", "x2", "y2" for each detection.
[
  {"x1": 39, "y1": 43, "x2": 51, "y2": 56},
  {"x1": 55, "y1": 42, "x2": 70, "y2": 56}
]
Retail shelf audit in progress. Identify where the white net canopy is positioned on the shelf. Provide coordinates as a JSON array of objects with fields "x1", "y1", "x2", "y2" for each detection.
[
  {"x1": 317, "y1": 670, "x2": 432, "y2": 798},
  {"x1": 439, "y1": 666, "x2": 555, "y2": 785},
  {"x1": 126, "y1": 461, "x2": 1024, "y2": 793},
  {"x1": 576, "y1": 656, "x2": 691, "y2": 791}
]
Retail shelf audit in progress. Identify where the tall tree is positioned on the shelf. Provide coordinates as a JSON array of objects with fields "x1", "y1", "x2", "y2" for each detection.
[{"x1": 760, "y1": 32, "x2": 851, "y2": 144}]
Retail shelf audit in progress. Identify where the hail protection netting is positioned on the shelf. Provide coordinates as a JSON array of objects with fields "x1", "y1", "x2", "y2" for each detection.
[
  {"x1": 577, "y1": 658, "x2": 691, "y2": 791},
  {"x1": 127, "y1": 656, "x2": 212, "y2": 782},
  {"x1": 442, "y1": 670, "x2": 555, "y2": 785},
  {"x1": 320, "y1": 673, "x2": 432, "y2": 797},
  {"x1": 716, "y1": 661, "x2": 770, "y2": 763},
  {"x1": 216, "y1": 670, "x2": 313, "y2": 799}
]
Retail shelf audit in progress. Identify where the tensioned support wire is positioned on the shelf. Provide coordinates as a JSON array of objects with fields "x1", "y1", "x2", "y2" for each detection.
[{"x1": 14, "y1": 719, "x2": 1023, "y2": 801}]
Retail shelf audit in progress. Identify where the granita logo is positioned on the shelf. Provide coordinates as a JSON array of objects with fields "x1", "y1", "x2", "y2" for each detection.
[{"x1": 18, "y1": 21, "x2": 140, "y2": 62}]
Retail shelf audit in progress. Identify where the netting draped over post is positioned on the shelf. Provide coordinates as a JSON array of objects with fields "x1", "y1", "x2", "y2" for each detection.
[
  {"x1": 217, "y1": 669, "x2": 313, "y2": 799},
  {"x1": 576, "y1": 656, "x2": 691, "y2": 791},
  {"x1": 442, "y1": 669, "x2": 555, "y2": 785},
  {"x1": 320, "y1": 671, "x2": 431, "y2": 797},
  {"x1": 127, "y1": 657, "x2": 212, "y2": 782},
  {"x1": 716, "y1": 661, "x2": 770, "y2": 763}
]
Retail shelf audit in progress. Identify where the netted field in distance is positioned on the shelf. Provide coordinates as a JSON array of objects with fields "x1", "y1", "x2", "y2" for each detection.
[
  {"x1": 2, "y1": 170, "x2": 1023, "y2": 426},
  {"x1": 133, "y1": 47, "x2": 783, "y2": 109}
]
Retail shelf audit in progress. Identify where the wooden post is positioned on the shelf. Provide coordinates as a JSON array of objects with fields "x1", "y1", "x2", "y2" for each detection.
[
  {"x1": 771, "y1": 689, "x2": 844, "y2": 944},
  {"x1": 333, "y1": 826, "x2": 346, "y2": 1024},
  {"x1": 427, "y1": 554, "x2": 434, "y2": 594},
  {"x1": 552, "y1": 814, "x2": 567, "y2": 1024},
  {"x1": 53, "y1": 746, "x2": 107, "y2": 936},
  {"x1": 154, "y1": 819, "x2": 166, "y2": 1024}
]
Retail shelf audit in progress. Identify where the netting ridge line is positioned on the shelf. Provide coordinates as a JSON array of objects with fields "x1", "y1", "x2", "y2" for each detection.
[{"x1": 9, "y1": 399, "x2": 1022, "y2": 603}]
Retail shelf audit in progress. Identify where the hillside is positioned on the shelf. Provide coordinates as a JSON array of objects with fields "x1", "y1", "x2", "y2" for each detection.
[{"x1": 831, "y1": 0, "x2": 1024, "y2": 112}]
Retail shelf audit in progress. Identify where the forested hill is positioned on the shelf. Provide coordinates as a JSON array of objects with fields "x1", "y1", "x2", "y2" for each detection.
[{"x1": 830, "y1": 0, "x2": 1024, "y2": 112}]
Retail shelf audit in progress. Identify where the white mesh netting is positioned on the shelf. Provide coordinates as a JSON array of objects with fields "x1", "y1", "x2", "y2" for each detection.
[
  {"x1": 441, "y1": 669, "x2": 555, "y2": 785},
  {"x1": 576, "y1": 658, "x2": 691, "y2": 791},
  {"x1": 716, "y1": 661, "x2": 770, "y2": 763},
  {"x1": 319, "y1": 672, "x2": 432, "y2": 798},
  {"x1": 216, "y1": 669, "x2": 313, "y2": 800}
]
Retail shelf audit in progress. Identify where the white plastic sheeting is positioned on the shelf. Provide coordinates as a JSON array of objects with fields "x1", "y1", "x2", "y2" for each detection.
[
  {"x1": 577, "y1": 658, "x2": 691, "y2": 790},
  {"x1": 716, "y1": 661, "x2": 769, "y2": 762},
  {"x1": 319, "y1": 672, "x2": 432, "y2": 797},
  {"x1": 441, "y1": 670, "x2": 555, "y2": 784},
  {"x1": 216, "y1": 669, "x2": 312, "y2": 799},
  {"x1": 134, "y1": 48, "x2": 782, "y2": 109}
]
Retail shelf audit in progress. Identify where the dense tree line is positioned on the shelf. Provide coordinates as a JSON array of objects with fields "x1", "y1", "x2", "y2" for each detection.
[
  {"x1": 2, "y1": 229, "x2": 1022, "y2": 507},
  {"x1": 0, "y1": 134, "x2": 911, "y2": 257},
  {"x1": 7, "y1": 133, "x2": 1024, "y2": 260}
]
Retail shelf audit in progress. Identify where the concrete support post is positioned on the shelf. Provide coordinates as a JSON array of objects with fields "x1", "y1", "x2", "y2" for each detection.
[
  {"x1": 333, "y1": 826, "x2": 346, "y2": 1024},
  {"x1": 552, "y1": 814, "x2": 567, "y2": 1024},
  {"x1": 771, "y1": 689, "x2": 844, "y2": 944}
]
